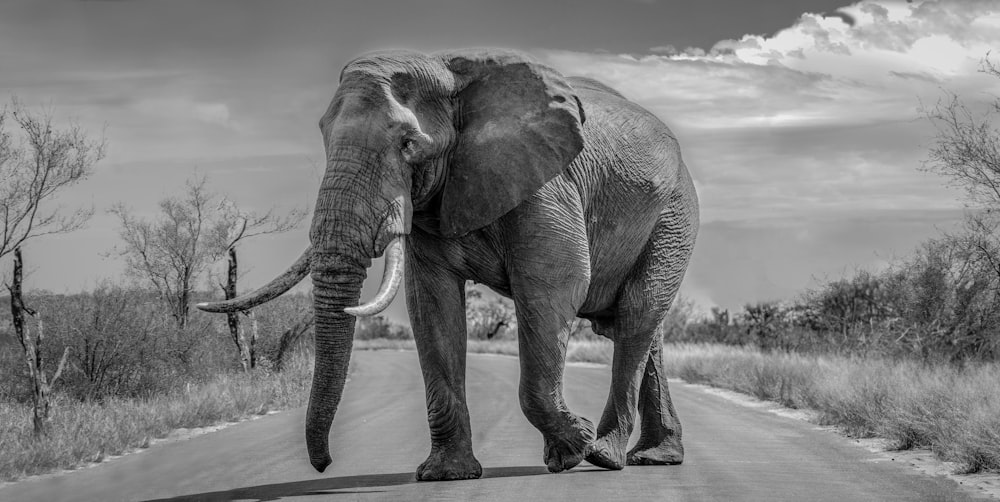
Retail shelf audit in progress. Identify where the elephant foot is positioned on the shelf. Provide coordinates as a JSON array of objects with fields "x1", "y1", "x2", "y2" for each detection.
[
  {"x1": 585, "y1": 434, "x2": 627, "y2": 470},
  {"x1": 626, "y1": 437, "x2": 684, "y2": 466},
  {"x1": 416, "y1": 445, "x2": 483, "y2": 481},
  {"x1": 542, "y1": 416, "x2": 596, "y2": 473}
]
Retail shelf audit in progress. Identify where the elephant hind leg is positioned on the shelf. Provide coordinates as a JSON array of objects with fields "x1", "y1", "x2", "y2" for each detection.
[
  {"x1": 584, "y1": 331, "x2": 657, "y2": 470},
  {"x1": 627, "y1": 336, "x2": 683, "y2": 465},
  {"x1": 585, "y1": 209, "x2": 693, "y2": 470}
]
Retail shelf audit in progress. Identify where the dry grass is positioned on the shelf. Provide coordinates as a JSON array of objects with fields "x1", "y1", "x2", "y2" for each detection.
[
  {"x1": 354, "y1": 338, "x2": 522, "y2": 356},
  {"x1": 354, "y1": 338, "x2": 610, "y2": 364},
  {"x1": 353, "y1": 338, "x2": 417, "y2": 351},
  {"x1": 662, "y1": 343, "x2": 1000, "y2": 474},
  {"x1": 566, "y1": 339, "x2": 613, "y2": 365},
  {"x1": 0, "y1": 353, "x2": 313, "y2": 482}
]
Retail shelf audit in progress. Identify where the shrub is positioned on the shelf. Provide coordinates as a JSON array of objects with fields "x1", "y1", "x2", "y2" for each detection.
[
  {"x1": 354, "y1": 315, "x2": 412, "y2": 340},
  {"x1": 466, "y1": 283, "x2": 516, "y2": 340}
]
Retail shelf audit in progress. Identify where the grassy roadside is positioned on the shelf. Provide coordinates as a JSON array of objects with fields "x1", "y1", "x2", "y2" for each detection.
[
  {"x1": 0, "y1": 354, "x2": 313, "y2": 482},
  {"x1": 358, "y1": 338, "x2": 1000, "y2": 474},
  {"x1": 661, "y1": 343, "x2": 1000, "y2": 474},
  {"x1": 353, "y1": 337, "x2": 613, "y2": 364}
]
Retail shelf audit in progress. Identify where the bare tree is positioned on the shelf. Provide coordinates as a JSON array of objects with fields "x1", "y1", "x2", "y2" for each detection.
[
  {"x1": 112, "y1": 175, "x2": 305, "y2": 369},
  {"x1": 923, "y1": 55, "x2": 1000, "y2": 210},
  {"x1": 0, "y1": 98, "x2": 104, "y2": 259},
  {"x1": 7, "y1": 249, "x2": 70, "y2": 435},
  {"x1": 919, "y1": 53, "x2": 1000, "y2": 358},
  {"x1": 209, "y1": 197, "x2": 305, "y2": 371},
  {"x1": 0, "y1": 99, "x2": 104, "y2": 435},
  {"x1": 110, "y1": 176, "x2": 219, "y2": 329}
]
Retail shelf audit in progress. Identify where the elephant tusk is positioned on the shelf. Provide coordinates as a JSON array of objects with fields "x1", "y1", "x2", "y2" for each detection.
[
  {"x1": 196, "y1": 246, "x2": 312, "y2": 313},
  {"x1": 344, "y1": 236, "x2": 405, "y2": 317}
]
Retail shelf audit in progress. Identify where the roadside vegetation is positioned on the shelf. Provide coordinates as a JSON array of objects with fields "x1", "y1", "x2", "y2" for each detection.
[
  {"x1": 0, "y1": 100, "x2": 318, "y2": 482},
  {"x1": 0, "y1": 290, "x2": 316, "y2": 482},
  {"x1": 663, "y1": 344, "x2": 1000, "y2": 474},
  {"x1": 0, "y1": 349, "x2": 312, "y2": 481}
]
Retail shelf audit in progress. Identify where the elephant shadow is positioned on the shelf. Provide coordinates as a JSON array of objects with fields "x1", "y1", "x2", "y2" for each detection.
[{"x1": 144, "y1": 466, "x2": 552, "y2": 502}]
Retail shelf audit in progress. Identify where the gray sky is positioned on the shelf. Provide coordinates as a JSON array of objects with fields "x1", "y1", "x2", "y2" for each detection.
[{"x1": 2, "y1": 0, "x2": 997, "y2": 321}]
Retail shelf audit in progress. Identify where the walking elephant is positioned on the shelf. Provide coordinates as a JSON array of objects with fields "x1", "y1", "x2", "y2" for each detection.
[{"x1": 197, "y1": 48, "x2": 699, "y2": 481}]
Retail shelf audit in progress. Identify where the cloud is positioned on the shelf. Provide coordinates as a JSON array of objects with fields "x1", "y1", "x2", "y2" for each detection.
[
  {"x1": 537, "y1": 0, "x2": 999, "y2": 226},
  {"x1": 193, "y1": 102, "x2": 233, "y2": 127},
  {"x1": 133, "y1": 98, "x2": 237, "y2": 129}
]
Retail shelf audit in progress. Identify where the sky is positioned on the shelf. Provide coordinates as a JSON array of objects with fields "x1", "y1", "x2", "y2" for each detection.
[{"x1": 1, "y1": 0, "x2": 998, "y2": 323}]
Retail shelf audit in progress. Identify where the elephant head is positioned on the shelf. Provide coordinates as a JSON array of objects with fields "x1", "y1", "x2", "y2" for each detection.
[{"x1": 196, "y1": 48, "x2": 585, "y2": 472}]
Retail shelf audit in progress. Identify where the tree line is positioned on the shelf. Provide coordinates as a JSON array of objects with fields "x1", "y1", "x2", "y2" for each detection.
[{"x1": 663, "y1": 58, "x2": 1000, "y2": 362}]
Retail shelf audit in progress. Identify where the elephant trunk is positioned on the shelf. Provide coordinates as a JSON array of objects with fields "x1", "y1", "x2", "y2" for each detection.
[
  {"x1": 305, "y1": 147, "x2": 410, "y2": 472},
  {"x1": 306, "y1": 240, "x2": 407, "y2": 471},
  {"x1": 306, "y1": 252, "x2": 365, "y2": 472}
]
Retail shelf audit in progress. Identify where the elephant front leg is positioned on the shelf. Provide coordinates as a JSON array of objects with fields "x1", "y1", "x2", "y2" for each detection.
[
  {"x1": 505, "y1": 178, "x2": 595, "y2": 473},
  {"x1": 514, "y1": 288, "x2": 595, "y2": 473},
  {"x1": 406, "y1": 256, "x2": 481, "y2": 481}
]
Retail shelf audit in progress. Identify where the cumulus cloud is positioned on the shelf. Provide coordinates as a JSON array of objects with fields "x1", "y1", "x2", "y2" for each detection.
[
  {"x1": 538, "y1": 0, "x2": 1000, "y2": 226},
  {"x1": 547, "y1": 1, "x2": 999, "y2": 129}
]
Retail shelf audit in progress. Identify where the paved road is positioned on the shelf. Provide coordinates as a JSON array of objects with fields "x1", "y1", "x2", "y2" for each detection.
[{"x1": 1, "y1": 351, "x2": 979, "y2": 501}]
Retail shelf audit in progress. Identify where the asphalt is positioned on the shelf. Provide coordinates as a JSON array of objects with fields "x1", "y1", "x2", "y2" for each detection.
[{"x1": 0, "y1": 350, "x2": 980, "y2": 501}]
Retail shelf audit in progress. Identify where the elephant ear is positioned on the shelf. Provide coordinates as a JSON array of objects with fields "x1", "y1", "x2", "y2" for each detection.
[{"x1": 435, "y1": 49, "x2": 585, "y2": 238}]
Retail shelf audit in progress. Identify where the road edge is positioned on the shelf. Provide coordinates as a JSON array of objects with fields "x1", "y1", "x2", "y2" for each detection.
[{"x1": 683, "y1": 381, "x2": 1000, "y2": 501}]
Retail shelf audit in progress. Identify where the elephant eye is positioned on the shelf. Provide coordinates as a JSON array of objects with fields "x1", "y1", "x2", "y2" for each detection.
[{"x1": 401, "y1": 138, "x2": 421, "y2": 161}]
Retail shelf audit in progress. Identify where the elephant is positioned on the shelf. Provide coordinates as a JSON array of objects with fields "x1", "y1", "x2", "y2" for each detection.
[{"x1": 197, "y1": 48, "x2": 699, "y2": 481}]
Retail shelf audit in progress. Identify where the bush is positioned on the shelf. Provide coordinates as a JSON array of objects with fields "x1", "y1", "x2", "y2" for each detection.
[
  {"x1": 466, "y1": 283, "x2": 516, "y2": 340},
  {"x1": 354, "y1": 315, "x2": 412, "y2": 340},
  {"x1": 0, "y1": 284, "x2": 319, "y2": 403},
  {"x1": 680, "y1": 229, "x2": 1000, "y2": 361},
  {"x1": 249, "y1": 292, "x2": 313, "y2": 365},
  {"x1": 27, "y1": 284, "x2": 179, "y2": 400}
]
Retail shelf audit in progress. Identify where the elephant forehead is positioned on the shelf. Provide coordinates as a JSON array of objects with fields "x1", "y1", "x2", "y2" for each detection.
[{"x1": 340, "y1": 51, "x2": 454, "y2": 94}]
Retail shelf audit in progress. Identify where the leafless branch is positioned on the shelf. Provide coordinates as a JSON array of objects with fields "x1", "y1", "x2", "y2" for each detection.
[
  {"x1": 51, "y1": 346, "x2": 71, "y2": 385},
  {"x1": 0, "y1": 97, "x2": 105, "y2": 259},
  {"x1": 111, "y1": 173, "x2": 305, "y2": 328}
]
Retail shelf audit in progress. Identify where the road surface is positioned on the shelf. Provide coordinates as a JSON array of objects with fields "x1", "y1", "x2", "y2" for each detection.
[{"x1": 0, "y1": 351, "x2": 980, "y2": 501}]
